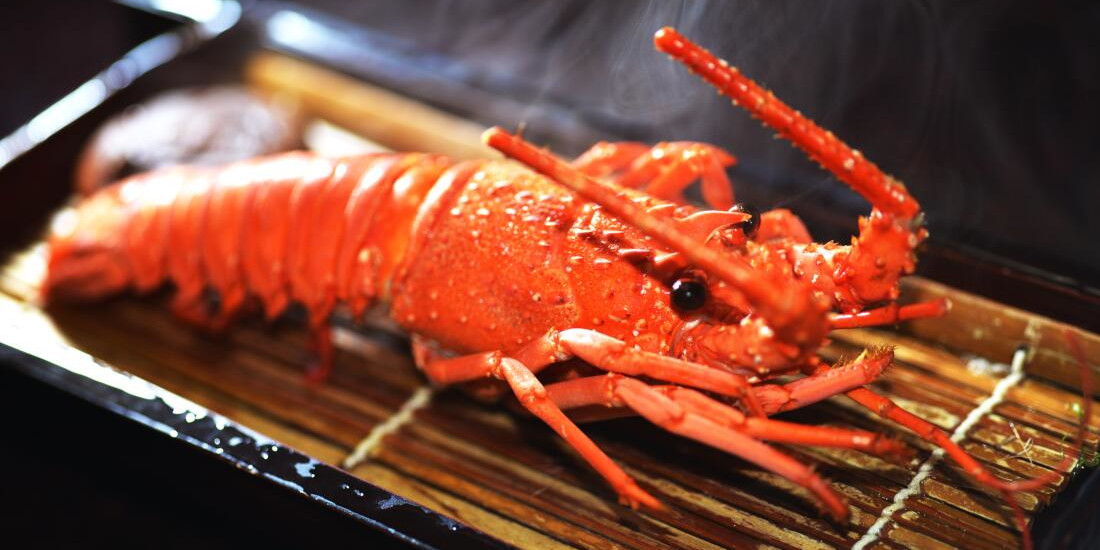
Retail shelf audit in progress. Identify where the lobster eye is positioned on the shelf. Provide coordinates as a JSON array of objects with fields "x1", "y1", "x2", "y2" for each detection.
[
  {"x1": 671, "y1": 277, "x2": 708, "y2": 311},
  {"x1": 733, "y1": 203, "x2": 760, "y2": 238}
]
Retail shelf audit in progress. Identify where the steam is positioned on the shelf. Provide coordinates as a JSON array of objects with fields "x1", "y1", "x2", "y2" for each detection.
[{"x1": 308, "y1": 0, "x2": 1098, "y2": 280}]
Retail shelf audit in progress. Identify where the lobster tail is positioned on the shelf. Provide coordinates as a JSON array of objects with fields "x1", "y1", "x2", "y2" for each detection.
[
  {"x1": 44, "y1": 181, "x2": 147, "y2": 302},
  {"x1": 42, "y1": 152, "x2": 464, "y2": 332},
  {"x1": 44, "y1": 213, "x2": 132, "y2": 303}
]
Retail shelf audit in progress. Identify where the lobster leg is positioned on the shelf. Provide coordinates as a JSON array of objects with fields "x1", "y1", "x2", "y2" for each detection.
[
  {"x1": 543, "y1": 374, "x2": 850, "y2": 520},
  {"x1": 829, "y1": 299, "x2": 949, "y2": 330},
  {"x1": 620, "y1": 142, "x2": 736, "y2": 209},
  {"x1": 413, "y1": 342, "x2": 660, "y2": 510},
  {"x1": 801, "y1": 357, "x2": 1049, "y2": 550},
  {"x1": 756, "y1": 209, "x2": 812, "y2": 244},
  {"x1": 798, "y1": 358, "x2": 1077, "y2": 493},
  {"x1": 510, "y1": 328, "x2": 767, "y2": 417},
  {"x1": 752, "y1": 348, "x2": 894, "y2": 415},
  {"x1": 170, "y1": 294, "x2": 211, "y2": 329},
  {"x1": 850, "y1": 334, "x2": 1087, "y2": 550},
  {"x1": 573, "y1": 141, "x2": 737, "y2": 209},
  {"x1": 548, "y1": 374, "x2": 909, "y2": 460},
  {"x1": 571, "y1": 141, "x2": 650, "y2": 177},
  {"x1": 306, "y1": 323, "x2": 334, "y2": 384},
  {"x1": 659, "y1": 384, "x2": 911, "y2": 460},
  {"x1": 169, "y1": 293, "x2": 237, "y2": 333}
]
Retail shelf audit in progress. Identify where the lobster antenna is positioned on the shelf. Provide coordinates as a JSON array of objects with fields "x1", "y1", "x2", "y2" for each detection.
[
  {"x1": 483, "y1": 127, "x2": 820, "y2": 338},
  {"x1": 653, "y1": 27, "x2": 920, "y2": 221}
]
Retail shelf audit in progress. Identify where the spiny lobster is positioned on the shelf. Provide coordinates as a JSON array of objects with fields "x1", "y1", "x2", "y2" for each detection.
[{"x1": 44, "y1": 27, "x2": 1081, "y2": 546}]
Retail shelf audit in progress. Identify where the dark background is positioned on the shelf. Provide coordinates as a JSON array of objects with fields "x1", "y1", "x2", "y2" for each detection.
[{"x1": 1, "y1": 0, "x2": 1097, "y2": 548}]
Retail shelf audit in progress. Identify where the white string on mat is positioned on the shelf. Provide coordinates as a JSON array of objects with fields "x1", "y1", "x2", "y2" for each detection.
[{"x1": 343, "y1": 386, "x2": 435, "y2": 469}]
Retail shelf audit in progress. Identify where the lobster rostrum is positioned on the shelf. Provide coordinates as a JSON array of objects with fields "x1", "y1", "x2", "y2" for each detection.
[{"x1": 44, "y1": 27, "x2": 1079, "y2": 541}]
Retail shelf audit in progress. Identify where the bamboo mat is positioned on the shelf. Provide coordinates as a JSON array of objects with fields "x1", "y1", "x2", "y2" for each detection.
[
  {"x1": 3, "y1": 234, "x2": 1099, "y2": 550},
  {"x1": 1, "y1": 51, "x2": 1097, "y2": 549}
]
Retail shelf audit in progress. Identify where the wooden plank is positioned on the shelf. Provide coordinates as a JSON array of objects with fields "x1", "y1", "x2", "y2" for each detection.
[{"x1": 900, "y1": 277, "x2": 1100, "y2": 394}]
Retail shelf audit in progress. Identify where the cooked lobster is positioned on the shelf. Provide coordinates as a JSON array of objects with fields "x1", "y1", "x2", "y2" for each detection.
[{"x1": 43, "y1": 27, "x2": 1078, "y2": 545}]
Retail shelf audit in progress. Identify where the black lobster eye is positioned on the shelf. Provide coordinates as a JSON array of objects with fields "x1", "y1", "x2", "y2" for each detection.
[
  {"x1": 671, "y1": 277, "x2": 708, "y2": 311},
  {"x1": 733, "y1": 203, "x2": 760, "y2": 238}
]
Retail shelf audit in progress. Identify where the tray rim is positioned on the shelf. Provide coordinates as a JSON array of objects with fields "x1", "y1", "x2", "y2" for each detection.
[{"x1": 0, "y1": 336, "x2": 507, "y2": 550}]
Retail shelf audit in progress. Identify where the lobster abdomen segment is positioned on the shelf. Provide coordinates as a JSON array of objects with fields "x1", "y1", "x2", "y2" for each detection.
[{"x1": 44, "y1": 152, "x2": 448, "y2": 327}]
